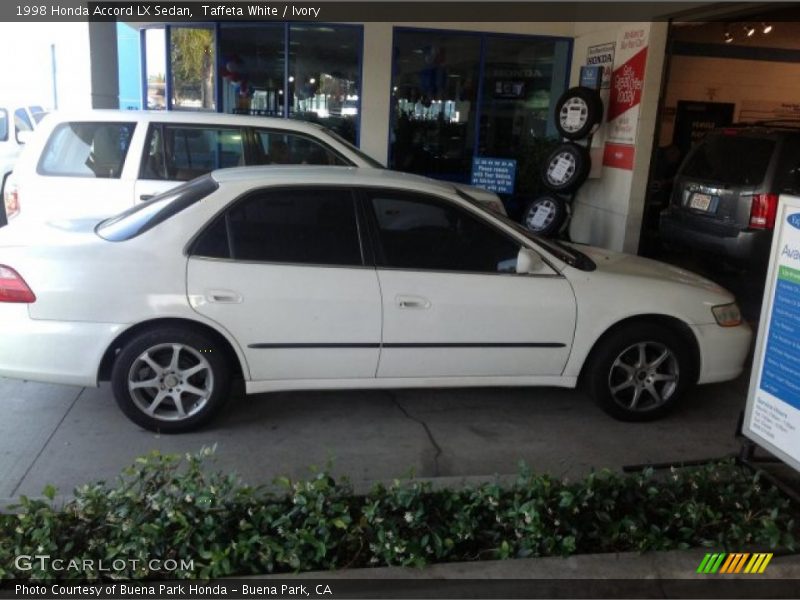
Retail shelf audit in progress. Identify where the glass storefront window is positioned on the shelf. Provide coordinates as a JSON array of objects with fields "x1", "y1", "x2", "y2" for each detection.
[
  {"x1": 219, "y1": 24, "x2": 286, "y2": 116},
  {"x1": 170, "y1": 26, "x2": 216, "y2": 111},
  {"x1": 390, "y1": 31, "x2": 482, "y2": 182},
  {"x1": 288, "y1": 24, "x2": 361, "y2": 144},
  {"x1": 478, "y1": 37, "x2": 570, "y2": 158},
  {"x1": 144, "y1": 28, "x2": 166, "y2": 110},
  {"x1": 390, "y1": 29, "x2": 571, "y2": 189}
]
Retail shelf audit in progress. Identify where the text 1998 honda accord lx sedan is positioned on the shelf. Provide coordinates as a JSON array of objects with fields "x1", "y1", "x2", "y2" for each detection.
[{"x1": 0, "y1": 167, "x2": 752, "y2": 432}]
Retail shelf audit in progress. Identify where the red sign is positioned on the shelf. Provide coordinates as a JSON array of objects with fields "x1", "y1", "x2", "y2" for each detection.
[
  {"x1": 602, "y1": 143, "x2": 635, "y2": 170},
  {"x1": 607, "y1": 47, "x2": 648, "y2": 122}
]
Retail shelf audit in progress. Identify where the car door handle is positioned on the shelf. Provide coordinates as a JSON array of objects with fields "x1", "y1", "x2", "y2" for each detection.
[
  {"x1": 206, "y1": 289, "x2": 243, "y2": 304},
  {"x1": 396, "y1": 295, "x2": 431, "y2": 309},
  {"x1": 139, "y1": 194, "x2": 155, "y2": 202}
]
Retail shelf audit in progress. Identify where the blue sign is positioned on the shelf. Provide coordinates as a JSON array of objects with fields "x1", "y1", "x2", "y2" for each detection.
[
  {"x1": 759, "y1": 265, "x2": 800, "y2": 410},
  {"x1": 788, "y1": 213, "x2": 800, "y2": 230},
  {"x1": 471, "y1": 157, "x2": 517, "y2": 195},
  {"x1": 580, "y1": 66, "x2": 604, "y2": 91}
]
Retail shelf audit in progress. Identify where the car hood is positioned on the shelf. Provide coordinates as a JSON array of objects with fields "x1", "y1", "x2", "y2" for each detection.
[{"x1": 570, "y1": 243, "x2": 730, "y2": 295}]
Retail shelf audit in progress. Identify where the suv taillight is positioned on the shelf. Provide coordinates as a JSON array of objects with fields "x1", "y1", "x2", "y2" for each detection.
[
  {"x1": 749, "y1": 193, "x2": 779, "y2": 230},
  {"x1": 3, "y1": 181, "x2": 19, "y2": 220},
  {"x1": 0, "y1": 265, "x2": 36, "y2": 303}
]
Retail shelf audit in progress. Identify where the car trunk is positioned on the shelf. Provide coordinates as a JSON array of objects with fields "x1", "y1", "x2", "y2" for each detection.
[{"x1": 669, "y1": 132, "x2": 778, "y2": 236}]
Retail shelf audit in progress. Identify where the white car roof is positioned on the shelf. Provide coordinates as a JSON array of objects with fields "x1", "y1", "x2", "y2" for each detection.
[
  {"x1": 39, "y1": 109, "x2": 332, "y2": 135},
  {"x1": 210, "y1": 165, "x2": 462, "y2": 196}
]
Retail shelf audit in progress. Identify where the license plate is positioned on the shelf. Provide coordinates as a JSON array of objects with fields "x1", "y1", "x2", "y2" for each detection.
[{"x1": 689, "y1": 193, "x2": 715, "y2": 212}]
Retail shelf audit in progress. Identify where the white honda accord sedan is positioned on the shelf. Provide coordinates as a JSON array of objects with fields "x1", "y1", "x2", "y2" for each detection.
[{"x1": 0, "y1": 167, "x2": 751, "y2": 432}]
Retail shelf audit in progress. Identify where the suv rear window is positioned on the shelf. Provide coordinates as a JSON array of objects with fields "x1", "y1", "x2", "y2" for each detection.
[
  {"x1": 96, "y1": 175, "x2": 218, "y2": 241},
  {"x1": 681, "y1": 134, "x2": 775, "y2": 186},
  {"x1": 38, "y1": 121, "x2": 136, "y2": 178}
]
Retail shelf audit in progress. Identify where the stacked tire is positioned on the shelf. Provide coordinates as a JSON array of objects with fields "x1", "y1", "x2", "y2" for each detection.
[{"x1": 523, "y1": 86, "x2": 603, "y2": 237}]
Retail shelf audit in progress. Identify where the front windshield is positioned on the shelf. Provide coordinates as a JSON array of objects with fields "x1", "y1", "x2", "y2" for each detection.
[
  {"x1": 454, "y1": 188, "x2": 595, "y2": 271},
  {"x1": 324, "y1": 128, "x2": 385, "y2": 169}
]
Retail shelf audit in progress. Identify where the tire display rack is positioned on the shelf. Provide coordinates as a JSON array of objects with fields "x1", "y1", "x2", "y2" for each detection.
[{"x1": 522, "y1": 86, "x2": 603, "y2": 237}]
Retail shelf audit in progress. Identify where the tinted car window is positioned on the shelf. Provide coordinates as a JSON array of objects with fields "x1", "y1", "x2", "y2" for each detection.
[
  {"x1": 0, "y1": 109, "x2": 7, "y2": 141},
  {"x1": 141, "y1": 124, "x2": 246, "y2": 181},
  {"x1": 368, "y1": 192, "x2": 519, "y2": 273},
  {"x1": 97, "y1": 175, "x2": 219, "y2": 241},
  {"x1": 253, "y1": 130, "x2": 349, "y2": 166},
  {"x1": 14, "y1": 108, "x2": 33, "y2": 133},
  {"x1": 39, "y1": 122, "x2": 136, "y2": 178},
  {"x1": 192, "y1": 188, "x2": 363, "y2": 266},
  {"x1": 682, "y1": 134, "x2": 775, "y2": 186}
]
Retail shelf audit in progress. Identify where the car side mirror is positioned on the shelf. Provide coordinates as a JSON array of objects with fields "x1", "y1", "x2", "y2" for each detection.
[
  {"x1": 16, "y1": 130, "x2": 32, "y2": 145},
  {"x1": 516, "y1": 247, "x2": 545, "y2": 274}
]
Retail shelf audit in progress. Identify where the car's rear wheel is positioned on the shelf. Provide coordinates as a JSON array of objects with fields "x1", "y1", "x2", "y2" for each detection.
[
  {"x1": 583, "y1": 323, "x2": 695, "y2": 421},
  {"x1": 111, "y1": 327, "x2": 231, "y2": 433}
]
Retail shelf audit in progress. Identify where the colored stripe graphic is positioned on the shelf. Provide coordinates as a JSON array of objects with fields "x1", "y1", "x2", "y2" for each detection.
[
  {"x1": 719, "y1": 553, "x2": 749, "y2": 573},
  {"x1": 744, "y1": 553, "x2": 774, "y2": 574},
  {"x1": 699, "y1": 553, "x2": 773, "y2": 574}
]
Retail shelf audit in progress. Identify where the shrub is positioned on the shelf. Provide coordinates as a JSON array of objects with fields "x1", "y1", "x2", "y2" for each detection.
[{"x1": 0, "y1": 449, "x2": 796, "y2": 580}]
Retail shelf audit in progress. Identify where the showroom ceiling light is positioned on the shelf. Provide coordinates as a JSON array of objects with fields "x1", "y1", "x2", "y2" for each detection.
[
  {"x1": 762, "y1": 22, "x2": 773, "y2": 34},
  {"x1": 723, "y1": 29, "x2": 734, "y2": 43},
  {"x1": 743, "y1": 23, "x2": 756, "y2": 37}
]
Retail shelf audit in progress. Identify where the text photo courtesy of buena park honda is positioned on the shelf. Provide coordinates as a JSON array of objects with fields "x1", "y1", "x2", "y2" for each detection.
[{"x1": 2, "y1": 1, "x2": 800, "y2": 597}]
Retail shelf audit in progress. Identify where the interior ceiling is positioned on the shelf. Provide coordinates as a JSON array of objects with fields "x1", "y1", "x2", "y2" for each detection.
[{"x1": 672, "y1": 3, "x2": 800, "y2": 49}]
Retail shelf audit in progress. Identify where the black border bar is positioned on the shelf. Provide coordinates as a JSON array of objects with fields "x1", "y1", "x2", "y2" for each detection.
[
  {"x1": 5, "y1": 578, "x2": 800, "y2": 599},
  {"x1": 3, "y1": 2, "x2": 794, "y2": 23}
]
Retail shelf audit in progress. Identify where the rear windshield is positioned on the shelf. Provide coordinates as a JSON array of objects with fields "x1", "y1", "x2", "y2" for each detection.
[
  {"x1": 682, "y1": 134, "x2": 775, "y2": 186},
  {"x1": 96, "y1": 175, "x2": 218, "y2": 241}
]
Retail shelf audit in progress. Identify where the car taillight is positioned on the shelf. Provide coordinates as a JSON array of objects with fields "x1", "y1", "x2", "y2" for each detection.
[
  {"x1": 0, "y1": 265, "x2": 36, "y2": 303},
  {"x1": 749, "y1": 193, "x2": 779, "y2": 229},
  {"x1": 3, "y1": 181, "x2": 19, "y2": 220}
]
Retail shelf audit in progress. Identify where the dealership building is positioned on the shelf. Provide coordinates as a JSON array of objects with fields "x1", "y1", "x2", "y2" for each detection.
[{"x1": 68, "y1": 3, "x2": 800, "y2": 255}]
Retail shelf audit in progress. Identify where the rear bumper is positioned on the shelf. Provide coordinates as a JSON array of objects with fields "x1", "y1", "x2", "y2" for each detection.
[
  {"x1": 659, "y1": 211, "x2": 771, "y2": 265},
  {"x1": 692, "y1": 321, "x2": 752, "y2": 385},
  {"x1": 0, "y1": 304, "x2": 123, "y2": 387}
]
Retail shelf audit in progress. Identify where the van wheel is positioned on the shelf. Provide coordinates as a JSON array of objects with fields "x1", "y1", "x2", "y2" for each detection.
[
  {"x1": 583, "y1": 323, "x2": 695, "y2": 421},
  {"x1": 111, "y1": 327, "x2": 231, "y2": 433}
]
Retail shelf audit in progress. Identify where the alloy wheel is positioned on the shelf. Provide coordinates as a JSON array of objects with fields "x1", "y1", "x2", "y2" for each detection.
[
  {"x1": 607, "y1": 341, "x2": 679, "y2": 412},
  {"x1": 127, "y1": 343, "x2": 214, "y2": 421}
]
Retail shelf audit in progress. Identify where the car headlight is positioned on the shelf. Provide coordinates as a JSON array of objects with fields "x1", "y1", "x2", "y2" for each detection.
[{"x1": 712, "y1": 302, "x2": 743, "y2": 327}]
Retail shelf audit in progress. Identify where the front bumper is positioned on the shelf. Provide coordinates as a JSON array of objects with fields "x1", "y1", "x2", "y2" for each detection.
[
  {"x1": 692, "y1": 321, "x2": 753, "y2": 385},
  {"x1": 0, "y1": 304, "x2": 123, "y2": 387}
]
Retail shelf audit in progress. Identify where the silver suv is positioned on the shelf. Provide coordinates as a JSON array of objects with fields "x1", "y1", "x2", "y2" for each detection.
[{"x1": 660, "y1": 123, "x2": 800, "y2": 269}]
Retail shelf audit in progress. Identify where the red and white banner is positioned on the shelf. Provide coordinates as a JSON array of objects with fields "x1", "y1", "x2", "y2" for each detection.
[{"x1": 603, "y1": 25, "x2": 649, "y2": 170}]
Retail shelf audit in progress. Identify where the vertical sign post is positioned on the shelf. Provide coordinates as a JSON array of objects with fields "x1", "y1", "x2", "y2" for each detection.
[{"x1": 744, "y1": 195, "x2": 800, "y2": 473}]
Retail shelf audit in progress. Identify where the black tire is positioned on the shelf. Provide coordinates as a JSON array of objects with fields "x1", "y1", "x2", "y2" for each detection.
[
  {"x1": 583, "y1": 322, "x2": 696, "y2": 422},
  {"x1": 521, "y1": 195, "x2": 568, "y2": 237},
  {"x1": 111, "y1": 327, "x2": 232, "y2": 433},
  {"x1": 542, "y1": 143, "x2": 591, "y2": 193},
  {"x1": 554, "y1": 86, "x2": 603, "y2": 140}
]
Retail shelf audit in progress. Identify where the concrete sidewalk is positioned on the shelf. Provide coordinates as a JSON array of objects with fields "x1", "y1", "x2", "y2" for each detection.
[{"x1": 2, "y1": 373, "x2": 751, "y2": 503}]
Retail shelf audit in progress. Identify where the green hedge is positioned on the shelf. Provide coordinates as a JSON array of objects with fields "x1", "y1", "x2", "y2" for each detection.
[{"x1": 1, "y1": 448, "x2": 797, "y2": 580}]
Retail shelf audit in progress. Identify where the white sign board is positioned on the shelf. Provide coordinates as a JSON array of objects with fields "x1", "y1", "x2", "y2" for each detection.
[{"x1": 744, "y1": 195, "x2": 800, "y2": 473}]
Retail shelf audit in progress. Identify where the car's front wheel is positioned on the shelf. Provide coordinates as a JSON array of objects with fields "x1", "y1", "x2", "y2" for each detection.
[
  {"x1": 111, "y1": 327, "x2": 232, "y2": 433},
  {"x1": 583, "y1": 323, "x2": 695, "y2": 421}
]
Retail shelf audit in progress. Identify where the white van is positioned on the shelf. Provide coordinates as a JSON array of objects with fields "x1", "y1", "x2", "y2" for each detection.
[
  {"x1": 4, "y1": 110, "x2": 505, "y2": 223},
  {"x1": 0, "y1": 103, "x2": 46, "y2": 225}
]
